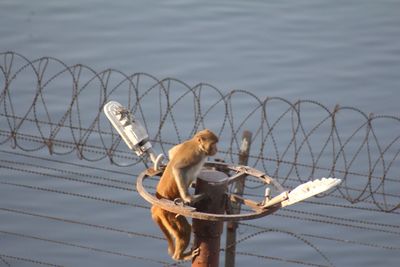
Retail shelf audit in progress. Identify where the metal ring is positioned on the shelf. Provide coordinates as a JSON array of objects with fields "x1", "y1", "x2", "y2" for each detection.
[{"x1": 136, "y1": 162, "x2": 284, "y2": 221}]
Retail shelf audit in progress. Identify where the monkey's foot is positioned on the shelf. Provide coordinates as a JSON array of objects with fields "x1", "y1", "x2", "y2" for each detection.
[
  {"x1": 173, "y1": 247, "x2": 200, "y2": 261},
  {"x1": 168, "y1": 247, "x2": 175, "y2": 257},
  {"x1": 191, "y1": 247, "x2": 200, "y2": 258}
]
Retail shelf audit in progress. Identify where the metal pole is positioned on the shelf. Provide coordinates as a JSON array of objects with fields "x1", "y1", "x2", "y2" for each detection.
[
  {"x1": 225, "y1": 131, "x2": 252, "y2": 267},
  {"x1": 192, "y1": 170, "x2": 228, "y2": 267}
]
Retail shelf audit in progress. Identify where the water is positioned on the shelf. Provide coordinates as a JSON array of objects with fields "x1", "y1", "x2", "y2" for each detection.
[{"x1": 1, "y1": 0, "x2": 399, "y2": 266}]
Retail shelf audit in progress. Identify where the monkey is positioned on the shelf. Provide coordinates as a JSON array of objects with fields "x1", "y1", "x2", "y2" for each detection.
[{"x1": 151, "y1": 129, "x2": 218, "y2": 261}]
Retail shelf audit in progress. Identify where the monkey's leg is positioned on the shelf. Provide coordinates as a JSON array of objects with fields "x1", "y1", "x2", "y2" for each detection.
[
  {"x1": 151, "y1": 206, "x2": 175, "y2": 256},
  {"x1": 172, "y1": 215, "x2": 195, "y2": 261}
]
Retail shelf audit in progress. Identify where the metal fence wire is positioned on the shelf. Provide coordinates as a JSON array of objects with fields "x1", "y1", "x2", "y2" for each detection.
[{"x1": 0, "y1": 51, "x2": 399, "y2": 267}]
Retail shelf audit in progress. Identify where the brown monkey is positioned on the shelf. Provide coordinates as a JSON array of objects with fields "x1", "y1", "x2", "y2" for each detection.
[{"x1": 151, "y1": 129, "x2": 218, "y2": 261}]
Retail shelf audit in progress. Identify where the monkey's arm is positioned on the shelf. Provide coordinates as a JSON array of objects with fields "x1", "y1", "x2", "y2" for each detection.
[
  {"x1": 172, "y1": 166, "x2": 205, "y2": 205},
  {"x1": 172, "y1": 167, "x2": 191, "y2": 203}
]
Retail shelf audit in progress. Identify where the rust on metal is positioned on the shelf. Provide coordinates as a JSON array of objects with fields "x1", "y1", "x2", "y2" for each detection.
[
  {"x1": 136, "y1": 162, "x2": 285, "y2": 221},
  {"x1": 192, "y1": 170, "x2": 227, "y2": 267},
  {"x1": 225, "y1": 130, "x2": 252, "y2": 267},
  {"x1": 228, "y1": 193, "x2": 261, "y2": 211}
]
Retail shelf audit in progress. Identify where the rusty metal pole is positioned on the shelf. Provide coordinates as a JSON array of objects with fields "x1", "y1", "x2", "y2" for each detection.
[
  {"x1": 225, "y1": 131, "x2": 252, "y2": 267},
  {"x1": 192, "y1": 170, "x2": 228, "y2": 267}
]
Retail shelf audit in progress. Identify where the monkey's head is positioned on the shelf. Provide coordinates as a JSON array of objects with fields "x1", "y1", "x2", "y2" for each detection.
[{"x1": 195, "y1": 129, "x2": 218, "y2": 156}]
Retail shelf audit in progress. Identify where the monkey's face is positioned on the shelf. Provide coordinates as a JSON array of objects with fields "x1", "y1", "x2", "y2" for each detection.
[
  {"x1": 205, "y1": 141, "x2": 218, "y2": 156},
  {"x1": 196, "y1": 129, "x2": 219, "y2": 156}
]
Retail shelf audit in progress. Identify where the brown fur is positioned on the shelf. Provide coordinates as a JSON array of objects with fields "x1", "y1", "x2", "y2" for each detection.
[{"x1": 151, "y1": 129, "x2": 218, "y2": 260}]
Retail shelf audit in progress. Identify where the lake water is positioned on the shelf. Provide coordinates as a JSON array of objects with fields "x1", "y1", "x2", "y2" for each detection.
[{"x1": 0, "y1": 1, "x2": 399, "y2": 267}]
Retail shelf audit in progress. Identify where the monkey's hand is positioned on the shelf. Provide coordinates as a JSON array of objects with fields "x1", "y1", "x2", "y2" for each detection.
[{"x1": 181, "y1": 193, "x2": 206, "y2": 206}]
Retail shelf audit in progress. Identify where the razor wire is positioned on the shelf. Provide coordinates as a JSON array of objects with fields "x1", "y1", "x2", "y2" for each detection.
[{"x1": 1, "y1": 51, "x2": 399, "y2": 213}]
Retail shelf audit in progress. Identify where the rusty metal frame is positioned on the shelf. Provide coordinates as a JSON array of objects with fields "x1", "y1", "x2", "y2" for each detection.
[{"x1": 136, "y1": 162, "x2": 285, "y2": 221}]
